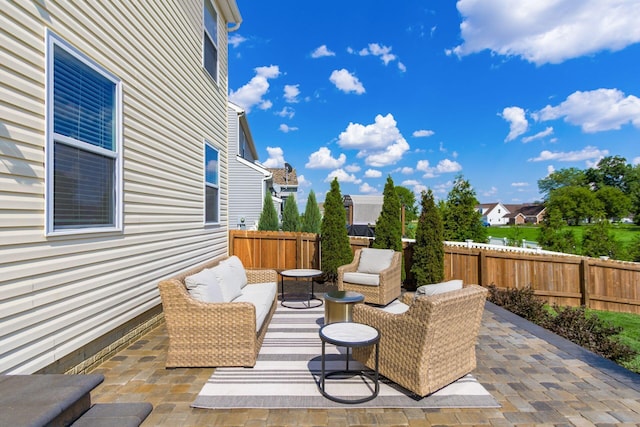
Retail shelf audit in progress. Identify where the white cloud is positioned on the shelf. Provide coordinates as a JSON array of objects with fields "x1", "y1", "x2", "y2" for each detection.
[
  {"x1": 416, "y1": 158, "x2": 462, "y2": 178},
  {"x1": 401, "y1": 180, "x2": 427, "y2": 195},
  {"x1": 399, "y1": 167, "x2": 414, "y2": 174},
  {"x1": 449, "y1": 0, "x2": 640, "y2": 65},
  {"x1": 522, "y1": 127, "x2": 554, "y2": 143},
  {"x1": 398, "y1": 62, "x2": 407, "y2": 72},
  {"x1": 501, "y1": 106, "x2": 528, "y2": 142},
  {"x1": 344, "y1": 164, "x2": 361, "y2": 173},
  {"x1": 547, "y1": 165, "x2": 555, "y2": 175},
  {"x1": 311, "y1": 45, "x2": 336, "y2": 58},
  {"x1": 401, "y1": 179, "x2": 420, "y2": 186},
  {"x1": 228, "y1": 34, "x2": 247, "y2": 48},
  {"x1": 279, "y1": 124, "x2": 299, "y2": 133},
  {"x1": 528, "y1": 145, "x2": 609, "y2": 162},
  {"x1": 284, "y1": 84, "x2": 300, "y2": 103},
  {"x1": 338, "y1": 113, "x2": 410, "y2": 166},
  {"x1": 329, "y1": 69, "x2": 365, "y2": 94},
  {"x1": 482, "y1": 186, "x2": 498, "y2": 198},
  {"x1": 534, "y1": 88, "x2": 640, "y2": 133},
  {"x1": 276, "y1": 106, "x2": 295, "y2": 118},
  {"x1": 413, "y1": 129, "x2": 435, "y2": 138},
  {"x1": 325, "y1": 168, "x2": 362, "y2": 184},
  {"x1": 305, "y1": 147, "x2": 346, "y2": 169},
  {"x1": 364, "y1": 169, "x2": 382, "y2": 178},
  {"x1": 359, "y1": 182, "x2": 378, "y2": 193},
  {"x1": 633, "y1": 157, "x2": 640, "y2": 165},
  {"x1": 296, "y1": 174, "x2": 311, "y2": 189},
  {"x1": 358, "y1": 43, "x2": 397, "y2": 65},
  {"x1": 229, "y1": 65, "x2": 280, "y2": 112},
  {"x1": 262, "y1": 146, "x2": 285, "y2": 168},
  {"x1": 511, "y1": 182, "x2": 529, "y2": 187}
]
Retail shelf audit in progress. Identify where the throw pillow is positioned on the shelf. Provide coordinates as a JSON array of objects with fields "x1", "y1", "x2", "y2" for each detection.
[
  {"x1": 415, "y1": 279, "x2": 463, "y2": 297},
  {"x1": 357, "y1": 248, "x2": 395, "y2": 274},
  {"x1": 211, "y1": 263, "x2": 243, "y2": 302},
  {"x1": 184, "y1": 268, "x2": 224, "y2": 303},
  {"x1": 220, "y1": 256, "x2": 248, "y2": 288}
]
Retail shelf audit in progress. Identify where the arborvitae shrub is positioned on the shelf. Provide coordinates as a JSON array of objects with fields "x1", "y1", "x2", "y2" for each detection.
[{"x1": 282, "y1": 194, "x2": 300, "y2": 232}]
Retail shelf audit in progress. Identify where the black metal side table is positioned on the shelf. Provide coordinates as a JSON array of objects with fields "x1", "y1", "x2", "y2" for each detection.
[{"x1": 319, "y1": 321, "x2": 380, "y2": 404}]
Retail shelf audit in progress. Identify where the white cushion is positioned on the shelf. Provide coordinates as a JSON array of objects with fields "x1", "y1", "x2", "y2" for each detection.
[
  {"x1": 234, "y1": 282, "x2": 277, "y2": 331},
  {"x1": 210, "y1": 263, "x2": 243, "y2": 302},
  {"x1": 382, "y1": 299, "x2": 410, "y2": 314},
  {"x1": 343, "y1": 272, "x2": 380, "y2": 286},
  {"x1": 415, "y1": 279, "x2": 463, "y2": 297},
  {"x1": 357, "y1": 248, "x2": 395, "y2": 274},
  {"x1": 184, "y1": 269, "x2": 224, "y2": 303},
  {"x1": 220, "y1": 256, "x2": 248, "y2": 288}
]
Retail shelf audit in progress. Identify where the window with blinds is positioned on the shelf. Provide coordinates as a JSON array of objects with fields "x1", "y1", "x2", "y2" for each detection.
[
  {"x1": 203, "y1": 0, "x2": 219, "y2": 82},
  {"x1": 205, "y1": 142, "x2": 219, "y2": 223},
  {"x1": 46, "y1": 32, "x2": 122, "y2": 234}
]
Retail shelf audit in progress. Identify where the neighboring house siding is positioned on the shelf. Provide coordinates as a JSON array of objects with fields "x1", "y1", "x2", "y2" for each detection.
[{"x1": 0, "y1": 1, "x2": 237, "y2": 374}]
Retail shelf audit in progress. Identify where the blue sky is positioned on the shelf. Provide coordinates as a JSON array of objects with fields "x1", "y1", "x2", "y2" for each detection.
[{"x1": 227, "y1": 0, "x2": 640, "y2": 208}]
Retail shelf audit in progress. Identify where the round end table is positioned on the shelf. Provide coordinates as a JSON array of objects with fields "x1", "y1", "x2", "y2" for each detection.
[{"x1": 324, "y1": 291, "x2": 365, "y2": 324}]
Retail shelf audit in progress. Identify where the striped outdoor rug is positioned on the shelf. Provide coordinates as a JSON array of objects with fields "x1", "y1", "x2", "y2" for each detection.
[{"x1": 192, "y1": 304, "x2": 500, "y2": 409}]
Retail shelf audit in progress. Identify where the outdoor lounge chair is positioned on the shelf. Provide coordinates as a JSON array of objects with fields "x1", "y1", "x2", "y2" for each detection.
[
  {"x1": 337, "y1": 248, "x2": 402, "y2": 306},
  {"x1": 352, "y1": 284, "x2": 488, "y2": 397}
]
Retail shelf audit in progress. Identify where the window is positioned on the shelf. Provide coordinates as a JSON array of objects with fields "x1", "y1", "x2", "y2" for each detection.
[
  {"x1": 46, "y1": 31, "x2": 122, "y2": 235},
  {"x1": 203, "y1": 0, "x2": 218, "y2": 82},
  {"x1": 205, "y1": 142, "x2": 219, "y2": 223}
]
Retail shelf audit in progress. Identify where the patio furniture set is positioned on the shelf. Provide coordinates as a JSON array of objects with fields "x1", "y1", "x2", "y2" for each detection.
[{"x1": 157, "y1": 248, "x2": 488, "y2": 402}]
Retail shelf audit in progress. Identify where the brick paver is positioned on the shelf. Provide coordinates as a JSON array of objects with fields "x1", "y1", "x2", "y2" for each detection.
[{"x1": 90, "y1": 296, "x2": 640, "y2": 426}]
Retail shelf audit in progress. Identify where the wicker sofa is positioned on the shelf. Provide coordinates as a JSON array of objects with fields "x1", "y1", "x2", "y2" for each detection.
[
  {"x1": 158, "y1": 256, "x2": 277, "y2": 368},
  {"x1": 352, "y1": 284, "x2": 488, "y2": 396},
  {"x1": 337, "y1": 248, "x2": 402, "y2": 305}
]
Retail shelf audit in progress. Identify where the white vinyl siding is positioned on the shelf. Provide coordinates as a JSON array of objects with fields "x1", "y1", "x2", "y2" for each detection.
[{"x1": 0, "y1": 0, "x2": 234, "y2": 374}]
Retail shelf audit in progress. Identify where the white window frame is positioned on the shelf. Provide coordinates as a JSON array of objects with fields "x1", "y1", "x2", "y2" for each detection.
[
  {"x1": 204, "y1": 140, "x2": 220, "y2": 224},
  {"x1": 44, "y1": 30, "x2": 123, "y2": 236},
  {"x1": 203, "y1": 0, "x2": 219, "y2": 83}
]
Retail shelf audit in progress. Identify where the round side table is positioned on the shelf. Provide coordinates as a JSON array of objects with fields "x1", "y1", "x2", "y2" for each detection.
[{"x1": 324, "y1": 291, "x2": 365, "y2": 324}]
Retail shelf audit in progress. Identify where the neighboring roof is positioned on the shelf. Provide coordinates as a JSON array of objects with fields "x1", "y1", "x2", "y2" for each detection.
[
  {"x1": 503, "y1": 204, "x2": 546, "y2": 218},
  {"x1": 268, "y1": 167, "x2": 298, "y2": 186}
]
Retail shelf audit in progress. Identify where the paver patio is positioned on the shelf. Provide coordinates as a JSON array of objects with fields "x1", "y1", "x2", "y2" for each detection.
[{"x1": 90, "y1": 284, "x2": 640, "y2": 426}]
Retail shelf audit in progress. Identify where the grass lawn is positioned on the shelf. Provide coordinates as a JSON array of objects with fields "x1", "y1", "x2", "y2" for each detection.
[{"x1": 590, "y1": 309, "x2": 640, "y2": 374}]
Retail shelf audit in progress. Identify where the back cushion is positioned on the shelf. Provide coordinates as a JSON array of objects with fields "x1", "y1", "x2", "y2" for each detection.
[
  {"x1": 211, "y1": 262, "x2": 243, "y2": 302},
  {"x1": 184, "y1": 268, "x2": 224, "y2": 303},
  {"x1": 415, "y1": 279, "x2": 463, "y2": 297},
  {"x1": 357, "y1": 248, "x2": 395, "y2": 274},
  {"x1": 220, "y1": 256, "x2": 248, "y2": 288}
]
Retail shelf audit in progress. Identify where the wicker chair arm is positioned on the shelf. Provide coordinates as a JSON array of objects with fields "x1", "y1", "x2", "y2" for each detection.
[{"x1": 246, "y1": 268, "x2": 278, "y2": 283}]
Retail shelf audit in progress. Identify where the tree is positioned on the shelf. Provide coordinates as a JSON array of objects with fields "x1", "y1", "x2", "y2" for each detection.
[
  {"x1": 586, "y1": 155, "x2": 632, "y2": 192},
  {"x1": 537, "y1": 207, "x2": 577, "y2": 254},
  {"x1": 395, "y1": 185, "x2": 418, "y2": 222},
  {"x1": 411, "y1": 189, "x2": 444, "y2": 287},
  {"x1": 281, "y1": 194, "x2": 300, "y2": 231},
  {"x1": 320, "y1": 178, "x2": 353, "y2": 281},
  {"x1": 373, "y1": 176, "x2": 403, "y2": 252},
  {"x1": 538, "y1": 167, "x2": 588, "y2": 199},
  {"x1": 595, "y1": 186, "x2": 631, "y2": 220},
  {"x1": 582, "y1": 220, "x2": 622, "y2": 259},
  {"x1": 441, "y1": 175, "x2": 487, "y2": 243},
  {"x1": 546, "y1": 186, "x2": 603, "y2": 225},
  {"x1": 258, "y1": 191, "x2": 279, "y2": 231},
  {"x1": 300, "y1": 190, "x2": 321, "y2": 233}
]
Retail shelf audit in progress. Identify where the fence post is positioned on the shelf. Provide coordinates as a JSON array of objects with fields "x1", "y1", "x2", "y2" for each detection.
[
  {"x1": 478, "y1": 250, "x2": 486, "y2": 287},
  {"x1": 580, "y1": 259, "x2": 589, "y2": 307},
  {"x1": 296, "y1": 233, "x2": 303, "y2": 268}
]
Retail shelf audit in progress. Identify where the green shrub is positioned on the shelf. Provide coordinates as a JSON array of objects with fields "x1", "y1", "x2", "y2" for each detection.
[{"x1": 487, "y1": 285, "x2": 637, "y2": 366}]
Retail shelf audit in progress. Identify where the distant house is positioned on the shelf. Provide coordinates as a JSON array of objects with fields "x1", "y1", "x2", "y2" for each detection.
[
  {"x1": 477, "y1": 203, "x2": 510, "y2": 226},
  {"x1": 227, "y1": 102, "x2": 272, "y2": 230},
  {"x1": 1, "y1": 0, "x2": 241, "y2": 374},
  {"x1": 268, "y1": 164, "x2": 298, "y2": 218},
  {"x1": 344, "y1": 195, "x2": 383, "y2": 236},
  {"x1": 505, "y1": 204, "x2": 546, "y2": 225}
]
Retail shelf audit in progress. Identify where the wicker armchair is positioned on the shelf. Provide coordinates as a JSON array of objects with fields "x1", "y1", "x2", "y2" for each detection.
[
  {"x1": 337, "y1": 248, "x2": 402, "y2": 305},
  {"x1": 158, "y1": 257, "x2": 277, "y2": 368},
  {"x1": 352, "y1": 284, "x2": 488, "y2": 397}
]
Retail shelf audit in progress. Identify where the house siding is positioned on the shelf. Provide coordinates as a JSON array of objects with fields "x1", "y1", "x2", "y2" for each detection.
[{"x1": 0, "y1": 0, "x2": 237, "y2": 374}]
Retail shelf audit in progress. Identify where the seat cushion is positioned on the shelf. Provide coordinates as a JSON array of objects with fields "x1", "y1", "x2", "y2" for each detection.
[
  {"x1": 343, "y1": 271, "x2": 380, "y2": 286},
  {"x1": 382, "y1": 299, "x2": 410, "y2": 314},
  {"x1": 357, "y1": 248, "x2": 395, "y2": 274},
  {"x1": 233, "y1": 282, "x2": 277, "y2": 331},
  {"x1": 184, "y1": 268, "x2": 224, "y2": 303},
  {"x1": 415, "y1": 279, "x2": 463, "y2": 297}
]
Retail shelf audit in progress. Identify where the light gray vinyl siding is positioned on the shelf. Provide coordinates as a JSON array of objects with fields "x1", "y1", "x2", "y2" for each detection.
[
  {"x1": 227, "y1": 106, "x2": 268, "y2": 229},
  {"x1": 0, "y1": 0, "x2": 235, "y2": 374}
]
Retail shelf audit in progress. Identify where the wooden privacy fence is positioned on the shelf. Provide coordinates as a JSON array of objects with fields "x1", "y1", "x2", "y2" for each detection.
[{"x1": 229, "y1": 231, "x2": 640, "y2": 314}]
